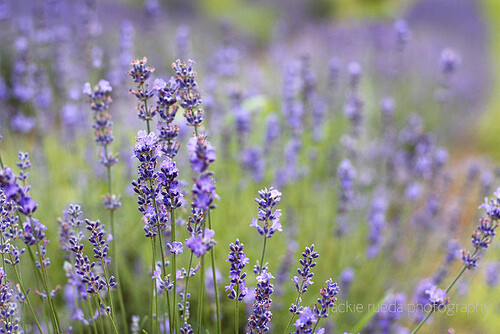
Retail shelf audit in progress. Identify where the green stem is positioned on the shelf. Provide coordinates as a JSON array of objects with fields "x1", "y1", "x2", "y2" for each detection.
[
  {"x1": 181, "y1": 252, "x2": 194, "y2": 323},
  {"x1": 411, "y1": 248, "x2": 478, "y2": 334},
  {"x1": 30, "y1": 219, "x2": 61, "y2": 333},
  {"x1": 150, "y1": 238, "x2": 157, "y2": 334},
  {"x1": 12, "y1": 263, "x2": 43, "y2": 334},
  {"x1": 87, "y1": 297, "x2": 99, "y2": 334},
  {"x1": 235, "y1": 288, "x2": 239, "y2": 334},
  {"x1": 96, "y1": 293, "x2": 120, "y2": 334},
  {"x1": 411, "y1": 308, "x2": 435, "y2": 334},
  {"x1": 96, "y1": 297, "x2": 105, "y2": 334},
  {"x1": 196, "y1": 252, "x2": 205, "y2": 334},
  {"x1": 170, "y1": 208, "x2": 178, "y2": 333},
  {"x1": 284, "y1": 290, "x2": 304, "y2": 333},
  {"x1": 101, "y1": 259, "x2": 118, "y2": 331},
  {"x1": 207, "y1": 210, "x2": 221, "y2": 334},
  {"x1": 258, "y1": 237, "x2": 267, "y2": 275}
]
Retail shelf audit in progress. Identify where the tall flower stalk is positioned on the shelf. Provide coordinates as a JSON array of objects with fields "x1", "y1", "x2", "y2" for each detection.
[
  {"x1": 176, "y1": 59, "x2": 221, "y2": 334},
  {"x1": 129, "y1": 58, "x2": 170, "y2": 333},
  {"x1": 284, "y1": 245, "x2": 318, "y2": 333},
  {"x1": 83, "y1": 79, "x2": 127, "y2": 333},
  {"x1": 226, "y1": 239, "x2": 249, "y2": 333},
  {"x1": 250, "y1": 187, "x2": 283, "y2": 275},
  {"x1": 411, "y1": 189, "x2": 500, "y2": 333}
]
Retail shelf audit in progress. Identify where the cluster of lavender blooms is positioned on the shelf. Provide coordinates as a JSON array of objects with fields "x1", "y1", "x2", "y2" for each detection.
[
  {"x1": 57, "y1": 203, "x2": 119, "y2": 330},
  {"x1": 128, "y1": 56, "x2": 223, "y2": 332},
  {"x1": 0, "y1": 268, "x2": 20, "y2": 334},
  {"x1": 226, "y1": 239, "x2": 249, "y2": 301},
  {"x1": 284, "y1": 244, "x2": 340, "y2": 334},
  {"x1": 0, "y1": 151, "x2": 61, "y2": 333},
  {"x1": 461, "y1": 190, "x2": 500, "y2": 269},
  {"x1": 247, "y1": 270, "x2": 275, "y2": 333},
  {"x1": 250, "y1": 188, "x2": 283, "y2": 239}
]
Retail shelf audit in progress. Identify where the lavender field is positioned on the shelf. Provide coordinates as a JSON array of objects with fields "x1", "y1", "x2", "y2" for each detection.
[{"x1": 1, "y1": 0, "x2": 500, "y2": 333}]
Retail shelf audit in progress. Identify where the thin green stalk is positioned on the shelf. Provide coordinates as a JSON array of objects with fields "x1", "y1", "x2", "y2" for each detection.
[
  {"x1": 283, "y1": 284, "x2": 305, "y2": 333},
  {"x1": 207, "y1": 210, "x2": 221, "y2": 334},
  {"x1": 108, "y1": 204, "x2": 129, "y2": 334},
  {"x1": 101, "y1": 259, "x2": 118, "y2": 330},
  {"x1": 411, "y1": 248, "x2": 478, "y2": 334},
  {"x1": 96, "y1": 293, "x2": 120, "y2": 334},
  {"x1": 181, "y1": 252, "x2": 194, "y2": 323},
  {"x1": 150, "y1": 238, "x2": 157, "y2": 334},
  {"x1": 17, "y1": 216, "x2": 51, "y2": 331},
  {"x1": 411, "y1": 308, "x2": 434, "y2": 334},
  {"x1": 12, "y1": 263, "x2": 43, "y2": 334},
  {"x1": 153, "y1": 206, "x2": 172, "y2": 330},
  {"x1": 312, "y1": 317, "x2": 324, "y2": 332},
  {"x1": 170, "y1": 208, "x2": 178, "y2": 333},
  {"x1": 95, "y1": 297, "x2": 105, "y2": 334},
  {"x1": 196, "y1": 226, "x2": 207, "y2": 334},
  {"x1": 143, "y1": 83, "x2": 151, "y2": 134},
  {"x1": 87, "y1": 298, "x2": 98, "y2": 334},
  {"x1": 31, "y1": 220, "x2": 61, "y2": 333},
  {"x1": 165, "y1": 288, "x2": 172, "y2": 334},
  {"x1": 235, "y1": 287, "x2": 239, "y2": 334},
  {"x1": 258, "y1": 237, "x2": 267, "y2": 275},
  {"x1": 0, "y1": 235, "x2": 5, "y2": 278},
  {"x1": 72, "y1": 285, "x2": 84, "y2": 334},
  {"x1": 196, "y1": 255, "x2": 205, "y2": 334}
]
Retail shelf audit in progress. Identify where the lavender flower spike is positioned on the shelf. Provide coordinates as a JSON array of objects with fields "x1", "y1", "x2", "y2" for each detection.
[
  {"x1": 250, "y1": 187, "x2": 283, "y2": 238},
  {"x1": 247, "y1": 270, "x2": 274, "y2": 333},
  {"x1": 225, "y1": 239, "x2": 249, "y2": 301}
]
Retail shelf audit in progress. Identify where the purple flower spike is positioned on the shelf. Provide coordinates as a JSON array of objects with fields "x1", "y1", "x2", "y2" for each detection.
[
  {"x1": 247, "y1": 269, "x2": 274, "y2": 333},
  {"x1": 187, "y1": 136, "x2": 216, "y2": 173},
  {"x1": 225, "y1": 239, "x2": 249, "y2": 301},
  {"x1": 250, "y1": 187, "x2": 282, "y2": 238},
  {"x1": 192, "y1": 173, "x2": 219, "y2": 211}
]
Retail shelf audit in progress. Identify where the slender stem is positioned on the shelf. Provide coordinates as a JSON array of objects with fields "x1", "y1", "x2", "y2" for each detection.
[
  {"x1": 411, "y1": 308, "x2": 435, "y2": 334},
  {"x1": 181, "y1": 253, "x2": 194, "y2": 322},
  {"x1": 96, "y1": 293, "x2": 120, "y2": 334},
  {"x1": 411, "y1": 248, "x2": 478, "y2": 334},
  {"x1": 196, "y1": 255, "x2": 205, "y2": 334},
  {"x1": 445, "y1": 266, "x2": 468, "y2": 293},
  {"x1": 101, "y1": 259, "x2": 118, "y2": 330},
  {"x1": 30, "y1": 219, "x2": 61, "y2": 333},
  {"x1": 150, "y1": 238, "x2": 157, "y2": 334},
  {"x1": 284, "y1": 290, "x2": 304, "y2": 333},
  {"x1": 87, "y1": 297, "x2": 99, "y2": 334},
  {"x1": 170, "y1": 208, "x2": 177, "y2": 333},
  {"x1": 12, "y1": 263, "x2": 43, "y2": 334},
  {"x1": 207, "y1": 210, "x2": 221, "y2": 334},
  {"x1": 312, "y1": 316, "x2": 324, "y2": 332},
  {"x1": 0, "y1": 235, "x2": 5, "y2": 282},
  {"x1": 235, "y1": 287, "x2": 239, "y2": 334},
  {"x1": 154, "y1": 212, "x2": 171, "y2": 329},
  {"x1": 96, "y1": 297, "x2": 105, "y2": 334},
  {"x1": 258, "y1": 237, "x2": 267, "y2": 275}
]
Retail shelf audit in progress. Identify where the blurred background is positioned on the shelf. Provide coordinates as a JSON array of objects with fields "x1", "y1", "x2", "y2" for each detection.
[{"x1": 1, "y1": 0, "x2": 500, "y2": 333}]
